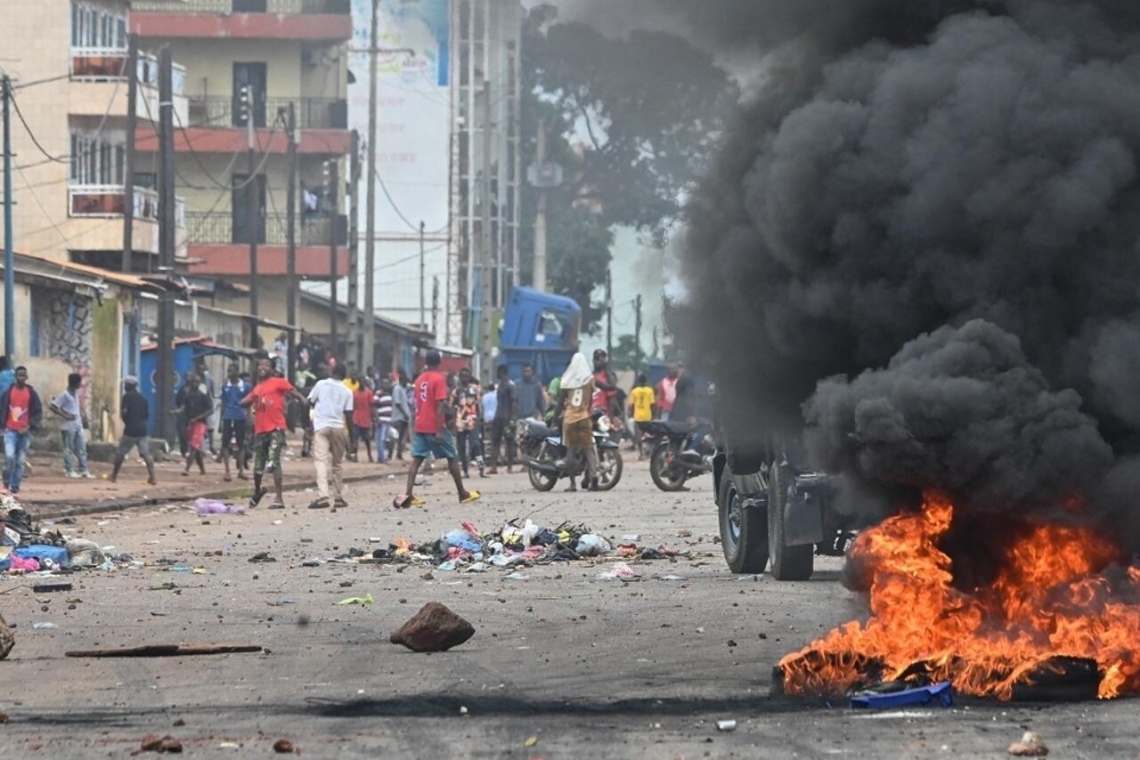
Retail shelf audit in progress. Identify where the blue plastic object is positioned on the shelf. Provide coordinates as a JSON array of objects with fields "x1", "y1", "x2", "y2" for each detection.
[
  {"x1": 849, "y1": 682, "x2": 954, "y2": 709},
  {"x1": 14, "y1": 545, "x2": 70, "y2": 566}
]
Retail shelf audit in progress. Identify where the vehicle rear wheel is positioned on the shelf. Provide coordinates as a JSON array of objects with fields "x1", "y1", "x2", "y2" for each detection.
[
  {"x1": 596, "y1": 447, "x2": 623, "y2": 491},
  {"x1": 719, "y1": 465, "x2": 769, "y2": 574},
  {"x1": 650, "y1": 442, "x2": 688, "y2": 492},
  {"x1": 526, "y1": 448, "x2": 558, "y2": 492},
  {"x1": 767, "y1": 463, "x2": 814, "y2": 581}
]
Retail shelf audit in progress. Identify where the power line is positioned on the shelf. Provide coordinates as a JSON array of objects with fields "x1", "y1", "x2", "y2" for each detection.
[
  {"x1": 372, "y1": 166, "x2": 447, "y2": 235},
  {"x1": 9, "y1": 92, "x2": 69, "y2": 165},
  {"x1": 11, "y1": 72, "x2": 71, "y2": 91}
]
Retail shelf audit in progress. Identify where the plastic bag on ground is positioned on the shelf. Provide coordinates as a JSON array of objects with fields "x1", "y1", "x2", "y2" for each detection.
[
  {"x1": 195, "y1": 499, "x2": 244, "y2": 515},
  {"x1": 575, "y1": 534, "x2": 612, "y2": 557},
  {"x1": 598, "y1": 562, "x2": 637, "y2": 580},
  {"x1": 66, "y1": 539, "x2": 106, "y2": 567}
]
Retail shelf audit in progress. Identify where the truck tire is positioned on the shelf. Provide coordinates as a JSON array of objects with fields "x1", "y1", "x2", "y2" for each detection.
[
  {"x1": 767, "y1": 463, "x2": 814, "y2": 581},
  {"x1": 719, "y1": 465, "x2": 769, "y2": 574}
]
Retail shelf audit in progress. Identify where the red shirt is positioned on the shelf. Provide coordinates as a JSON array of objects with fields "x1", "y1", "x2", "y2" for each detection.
[
  {"x1": 414, "y1": 370, "x2": 448, "y2": 434},
  {"x1": 6, "y1": 386, "x2": 30, "y2": 432},
  {"x1": 352, "y1": 390, "x2": 373, "y2": 428},
  {"x1": 250, "y1": 377, "x2": 294, "y2": 435}
]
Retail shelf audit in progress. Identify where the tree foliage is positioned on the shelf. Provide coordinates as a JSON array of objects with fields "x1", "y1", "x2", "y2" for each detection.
[{"x1": 518, "y1": 6, "x2": 739, "y2": 333}]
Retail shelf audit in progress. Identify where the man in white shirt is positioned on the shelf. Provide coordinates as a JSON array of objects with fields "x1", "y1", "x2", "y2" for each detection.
[
  {"x1": 50, "y1": 373, "x2": 91, "y2": 478},
  {"x1": 307, "y1": 363, "x2": 353, "y2": 509}
]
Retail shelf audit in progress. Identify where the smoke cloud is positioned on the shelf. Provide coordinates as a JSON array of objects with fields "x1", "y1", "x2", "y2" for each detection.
[{"x1": 649, "y1": 0, "x2": 1140, "y2": 528}]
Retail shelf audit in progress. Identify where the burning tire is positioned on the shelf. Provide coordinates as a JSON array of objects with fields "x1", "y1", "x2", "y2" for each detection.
[
  {"x1": 767, "y1": 463, "x2": 814, "y2": 581},
  {"x1": 719, "y1": 466, "x2": 769, "y2": 574}
]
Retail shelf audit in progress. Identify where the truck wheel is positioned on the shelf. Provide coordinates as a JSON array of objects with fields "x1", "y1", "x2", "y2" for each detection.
[
  {"x1": 719, "y1": 466, "x2": 769, "y2": 574},
  {"x1": 767, "y1": 463, "x2": 814, "y2": 581}
]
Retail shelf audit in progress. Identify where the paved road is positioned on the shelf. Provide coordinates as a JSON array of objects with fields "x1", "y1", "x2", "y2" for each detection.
[{"x1": 1, "y1": 461, "x2": 1134, "y2": 758}]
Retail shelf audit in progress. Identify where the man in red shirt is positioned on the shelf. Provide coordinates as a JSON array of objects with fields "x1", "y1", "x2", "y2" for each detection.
[
  {"x1": 351, "y1": 378, "x2": 376, "y2": 463},
  {"x1": 395, "y1": 350, "x2": 481, "y2": 509},
  {"x1": 1, "y1": 366, "x2": 43, "y2": 495},
  {"x1": 241, "y1": 359, "x2": 308, "y2": 509}
]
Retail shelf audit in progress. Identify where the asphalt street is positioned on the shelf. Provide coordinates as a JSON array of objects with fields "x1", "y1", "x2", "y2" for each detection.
[{"x1": 1, "y1": 460, "x2": 1136, "y2": 758}]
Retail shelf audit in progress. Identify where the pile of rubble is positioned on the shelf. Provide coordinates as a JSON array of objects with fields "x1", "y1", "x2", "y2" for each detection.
[{"x1": 0, "y1": 494, "x2": 136, "y2": 575}]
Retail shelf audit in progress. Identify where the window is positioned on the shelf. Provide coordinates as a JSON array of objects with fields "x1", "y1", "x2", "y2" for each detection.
[
  {"x1": 70, "y1": 130, "x2": 127, "y2": 186},
  {"x1": 71, "y1": 2, "x2": 127, "y2": 50}
]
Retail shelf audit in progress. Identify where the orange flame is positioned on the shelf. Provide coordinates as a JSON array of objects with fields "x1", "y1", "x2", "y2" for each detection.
[{"x1": 778, "y1": 492, "x2": 1140, "y2": 700}]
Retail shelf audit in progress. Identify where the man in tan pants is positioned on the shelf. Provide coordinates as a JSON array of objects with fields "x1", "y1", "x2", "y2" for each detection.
[{"x1": 306, "y1": 363, "x2": 353, "y2": 509}]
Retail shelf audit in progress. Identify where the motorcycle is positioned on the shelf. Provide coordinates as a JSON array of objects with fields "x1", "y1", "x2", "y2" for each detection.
[
  {"x1": 644, "y1": 420, "x2": 714, "y2": 492},
  {"x1": 519, "y1": 411, "x2": 624, "y2": 492}
]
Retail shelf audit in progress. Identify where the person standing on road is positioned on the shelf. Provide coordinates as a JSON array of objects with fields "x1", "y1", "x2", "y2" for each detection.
[
  {"x1": 656, "y1": 362, "x2": 681, "y2": 422},
  {"x1": 242, "y1": 358, "x2": 308, "y2": 509},
  {"x1": 175, "y1": 379, "x2": 213, "y2": 477},
  {"x1": 0, "y1": 367, "x2": 42, "y2": 495},
  {"x1": 488, "y1": 365, "x2": 517, "y2": 475},
  {"x1": 554, "y1": 353, "x2": 597, "y2": 492},
  {"x1": 220, "y1": 363, "x2": 251, "y2": 482},
  {"x1": 517, "y1": 364, "x2": 546, "y2": 421},
  {"x1": 351, "y1": 377, "x2": 375, "y2": 463},
  {"x1": 50, "y1": 373, "x2": 92, "y2": 478},
  {"x1": 195, "y1": 358, "x2": 218, "y2": 456},
  {"x1": 456, "y1": 388, "x2": 484, "y2": 479},
  {"x1": 173, "y1": 370, "x2": 196, "y2": 462},
  {"x1": 308, "y1": 363, "x2": 353, "y2": 509},
  {"x1": 110, "y1": 376, "x2": 156, "y2": 485},
  {"x1": 395, "y1": 350, "x2": 481, "y2": 509},
  {"x1": 390, "y1": 371, "x2": 412, "y2": 460},
  {"x1": 629, "y1": 373, "x2": 657, "y2": 460},
  {"x1": 591, "y1": 349, "x2": 618, "y2": 416},
  {"x1": 373, "y1": 379, "x2": 393, "y2": 464}
]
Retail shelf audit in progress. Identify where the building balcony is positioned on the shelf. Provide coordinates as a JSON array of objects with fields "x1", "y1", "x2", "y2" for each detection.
[
  {"x1": 70, "y1": 49, "x2": 189, "y2": 125},
  {"x1": 66, "y1": 185, "x2": 187, "y2": 256},
  {"x1": 134, "y1": 124, "x2": 351, "y2": 156},
  {"x1": 131, "y1": 0, "x2": 352, "y2": 41},
  {"x1": 184, "y1": 211, "x2": 348, "y2": 277},
  {"x1": 187, "y1": 95, "x2": 347, "y2": 130}
]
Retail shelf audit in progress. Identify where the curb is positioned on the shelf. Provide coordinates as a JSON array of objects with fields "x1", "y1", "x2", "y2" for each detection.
[{"x1": 29, "y1": 464, "x2": 410, "y2": 521}]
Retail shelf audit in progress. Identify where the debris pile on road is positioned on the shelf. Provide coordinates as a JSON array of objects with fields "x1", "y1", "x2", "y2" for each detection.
[
  {"x1": 0, "y1": 495, "x2": 138, "y2": 576},
  {"x1": 355, "y1": 519, "x2": 692, "y2": 574}
]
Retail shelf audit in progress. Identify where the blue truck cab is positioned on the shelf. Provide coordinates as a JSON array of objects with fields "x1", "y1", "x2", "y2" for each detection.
[{"x1": 499, "y1": 287, "x2": 582, "y2": 385}]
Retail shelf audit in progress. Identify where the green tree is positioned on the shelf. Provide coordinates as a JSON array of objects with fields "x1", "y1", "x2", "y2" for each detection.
[{"x1": 518, "y1": 5, "x2": 739, "y2": 333}]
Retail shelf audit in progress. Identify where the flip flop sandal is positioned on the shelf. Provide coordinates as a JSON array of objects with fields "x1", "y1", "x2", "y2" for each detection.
[
  {"x1": 459, "y1": 491, "x2": 482, "y2": 505},
  {"x1": 334, "y1": 498, "x2": 348, "y2": 508},
  {"x1": 269, "y1": 500, "x2": 287, "y2": 510},
  {"x1": 249, "y1": 487, "x2": 269, "y2": 509},
  {"x1": 308, "y1": 498, "x2": 331, "y2": 510}
]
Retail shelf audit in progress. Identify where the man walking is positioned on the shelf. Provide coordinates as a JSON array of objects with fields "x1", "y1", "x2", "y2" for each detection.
[
  {"x1": 110, "y1": 376, "x2": 156, "y2": 485},
  {"x1": 0, "y1": 367, "x2": 43, "y2": 495},
  {"x1": 390, "y1": 371, "x2": 412, "y2": 460},
  {"x1": 517, "y1": 364, "x2": 546, "y2": 421},
  {"x1": 242, "y1": 358, "x2": 308, "y2": 509},
  {"x1": 308, "y1": 363, "x2": 353, "y2": 509},
  {"x1": 395, "y1": 350, "x2": 480, "y2": 509},
  {"x1": 220, "y1": 363, "x2": 250, "y2": 482},
  {"x1": 487, "y1": 365, "x2": 517, "y2": 475},
  {"x1": 656, "y1": 362, "x2": 681, "y2": 421},
  {"x1": 373, "y1": 379, "x2": 393, "y2": 464},
  {"x1": 50, "y1": 373, "x2": 92, "y2": 478},
  {"x1": 175, "y1": 378, "x2": 213, "y2": 477},
  {"x1": 351, "y1": 376, "x2": 375, "y2": 463}
]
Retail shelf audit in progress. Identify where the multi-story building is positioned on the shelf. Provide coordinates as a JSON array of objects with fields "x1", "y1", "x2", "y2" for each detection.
[
  {"x1": 130, "y1": 0, "x2": 354, "y2": 345},
  {"x1": 2, "y1": 0, "x2": 189, "y2": 271}
]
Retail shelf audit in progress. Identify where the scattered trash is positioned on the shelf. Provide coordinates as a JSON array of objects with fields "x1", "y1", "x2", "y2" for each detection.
[
  {"x1": 195, "y1": 499, "x2": 244, "y2": 515},
  {"x1": 31, "y1": 582, "x2": 72, "y2": 593},
  {"x1": 32, "y1": 622, "x2": 57, "y2": 630},
  {"x1": 273, "y1": 739, "x2": 298, "y2": 754},
  {"x1": 390, "y1": 602, "x2": 475, "y2": 652},
  {"x1": 621, "y1": 534, "x2": 641, "y2": 542},
  {"x1": 337, "y1": 594, "x2": 374, "y2": 606},
  {"x1": 525, "y1": 737, "x2": 539, "y2": 747},
  {"x1": 302, "y1": 558, "x2": 326, "y2": 567},
  {"x1": 575, "y1": 534, "x2": 612, "y2": 557},
  {"x1": 598, "y1": 563, "x2": 637, "y2": 580},
  {"x1": 66, "y1": 644, "x2": 262, "y2": 658},
  {"x1": 659, "y1": 575, "x2": 685, "y2": 582},
  {"x1": 505, "y1": 572, "x2": 529, "y2": 581},
  {"x1": 249, "y1": 552, "x2": 277, "y2": 563},
  {"x1": 218, "y1": 742, "x2": 240, "y2": 749},
  {"x1": 140, "y1": 734, "x2": 183, "y2": 753},
  {"x1": 1009, "y1": 732, "x2": 1049, "y2": 757},
  {"x1": 677, "y1": 529, "x2": 693, "y2": 538},
  {"x1": 850, "y1": 682, "x2": 954, "y2": 710},
  {"x1": 716, "y1": 720, "x2": 737, "y2": 732}
]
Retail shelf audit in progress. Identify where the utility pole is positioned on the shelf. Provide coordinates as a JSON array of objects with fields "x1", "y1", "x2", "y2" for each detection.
[
  {"x1": 479, "y1": 81, "x2": 494, "y2": 385},
  {"x1": 634, "y1": 294, "x2": 643, "y2": 375},
  {"x1": 419, "y1": 220, "x2": 426, "y2": 330},
  {"x1": 326, "y1": 157, "x2": 339, "y2": 355},
  {"x1": 605, "y1": 267, "x2": 613, "y2": 359},
  {"x1": 2, "y1": 75, "x2": 15, "y2": 362},
  {"x1": 156, "y1": 48, "x2": 176, "y2": 446},
  {"x1": 285, "y1": 101, "x2": 297, "y2": 378},
  {"x1": 431, "y1": 275, "x2": 439, "y2": 340},
  {"x1": 241, "y1": 84, "x2": 261, "y2": 347},
  {"x1": 347, "y1": 130, "x2": 360, "y2": 368},
  {"x1": 532, "y1": 118, "x2": 547, "y2": 292},
  {"x1": 362, "y1": 0, "x2": 379, "y2": 372},
  {"x1": 121, "y1": 35, "x2": 138, "y2": 274},
  {"x1": 652, "y1": 326, "x2": 659, "y2": 362}
]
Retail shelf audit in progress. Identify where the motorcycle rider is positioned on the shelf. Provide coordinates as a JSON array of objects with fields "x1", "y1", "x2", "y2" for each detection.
[
  {"x1": 554, "y1": 353, "x2": 598, "y2": 492},
  {"x1": 673, "y1": 374, "x2": 714, "y2": 461}
]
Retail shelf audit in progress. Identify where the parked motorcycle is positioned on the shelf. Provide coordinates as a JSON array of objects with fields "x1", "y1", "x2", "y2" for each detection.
[
  {"x1": 519, "y1": 411, "x2": 624, "y2": 492},
  {"x1": 645, "y1": 420, "x2": 713, "y2": 492}
]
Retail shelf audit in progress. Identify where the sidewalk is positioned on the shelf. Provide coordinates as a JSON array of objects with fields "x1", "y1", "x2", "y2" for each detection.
[{"x1": 9, "y1": 442, "x2": 408, "y2": 519}]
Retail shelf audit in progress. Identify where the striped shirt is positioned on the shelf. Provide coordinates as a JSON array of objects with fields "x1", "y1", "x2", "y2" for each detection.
[{"x1": 373, "y1": 392, "x2": 393, "y2": 425}]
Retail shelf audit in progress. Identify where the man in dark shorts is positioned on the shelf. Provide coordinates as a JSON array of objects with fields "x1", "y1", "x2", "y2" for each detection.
[
  {"x1": 220, "y1": 363, "x2": 250, "y2": 482},
  {"x1": 395, "y1": 350, "x2": 481, "y2": 509},
  {"x1": 241, "y1": 359, "x2": 308, "y2": 509},
  {"x1": 110, "y1": 376, "x2": 156, "y2": 485}
]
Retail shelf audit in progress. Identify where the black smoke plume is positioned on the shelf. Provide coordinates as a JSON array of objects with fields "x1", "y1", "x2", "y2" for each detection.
[{"x1": 645, "y1": 0, "x2": 1140, "y2": 530}]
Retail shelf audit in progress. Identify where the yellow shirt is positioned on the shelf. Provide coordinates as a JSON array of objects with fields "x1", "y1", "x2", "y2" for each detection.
[
  {"x1": 343, "y1": 378, "x2": 360, "y2": 393},
  {"x1": 630, "y1": 386, "x2": 656, "y2": 422}
]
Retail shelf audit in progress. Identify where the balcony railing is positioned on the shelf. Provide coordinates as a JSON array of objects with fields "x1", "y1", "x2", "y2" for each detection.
[
  {"x1": 186, "y1": 96, "x2": 347, "y2": 130},
  {"x1": 186, "y1": 211, "x2": 347, "y2": 247},
  {"x1": 71, "y1": 48, "x2": 186, "y2": 95},
  {"x1": 132, "y1": 0, "x2": 350, "y2": 14},
  {"x1": 69, "y1": 185, "x2": 186, "y2": 227}
]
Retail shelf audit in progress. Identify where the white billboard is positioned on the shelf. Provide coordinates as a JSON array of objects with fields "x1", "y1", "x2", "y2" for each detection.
[{"x1": 349, "y1": 0, "x2": 451, "y2": 334}]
